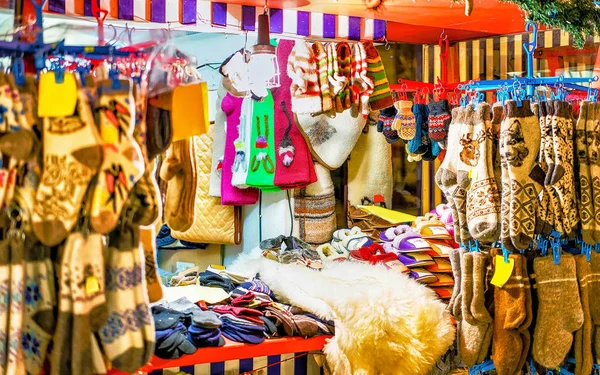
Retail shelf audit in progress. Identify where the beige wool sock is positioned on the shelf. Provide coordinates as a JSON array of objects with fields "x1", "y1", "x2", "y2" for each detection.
[
  {"x1": 516, "y1": 255, "x2": 533, "y2": 375},
  {"x1": 466, "y1": 103, "x2": 500, "y2": 242},
  {"x1": 589, "y1": 104, "x2": 600, "y2": 243},
  {"x1": 460, "y1": 252, "x2": 476, "y2": 325},
  {"x1": 549, "y1": 101, "x2": 579, "y2": 237},
  {"x1": 90, "y1": 80, "x2": 145, "y2": 234},
  {"x1": 574, "y1": 255, "x2": 593, "y2": 375},
  {"x1": 545, "y1": 100, "x2": 566, "y2": 235},
  {"x1": 471, "y1": 252, "x2": 493, "y2": 323},
  {"x1": 536, "y1": 101, "x2": 554, "y2": 235},
  {"x1": 577, "y1": 102, "x2": 595, "y2": 244},
  {"x1": 491, "y1": 103, "x2": 503, "y2": 197},
  {"x1": 588, "y1": 252, "x2": 600, "y2": 358},
  {"x1": 532, "y1": 254, "x2": 584, "y2": 369},
  {"x1": 447, "y1": 248, "x2": 462, "y2": 314},
  {"x1": 500, "y1": 100, "x2": 542, "y2": 250},
  {"x1": 33, "y1": 89, "x2": 103, "y2": 246}
]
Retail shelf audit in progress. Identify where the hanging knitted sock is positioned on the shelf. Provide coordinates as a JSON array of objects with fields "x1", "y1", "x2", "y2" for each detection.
[
  {"x1": 574, "y1": 255, "x2": 593, "y2": 375},
  {"x1": 549, "y1": 100, "x2": 578, "y2": 237},
  {"x1": 536, "y1": 102, "x2": 553, "y2": 236},
  {"x1": 22, "y1": 243, "x2": 56, "y2": 375},
  {"x1": 532, "y1": 254, "x2": 584, "y2": 368},
  {"x1": 453, "y1": 248, "x2": 468, "y2": 318},
  {"x1": 98, "y1": 233, "x2": 146, "y2": 373},
  {"x1": 71, "y1": 233, "x2": 108, "y2": 375},
  {"x1": 6, "y1": 237, "x2": 25, "y2": 375},
  {"x1": 516, "y1": 255, "x2": 534, "y2": 374},
  {"x1": 377, "y1": 106, "x2": 400, "y2": 144},
  {"x1": 427, "y1": 99, "x2": 451, "y2": 146},
  {"x1": 140, "y1": 226, "x2": 163, "y2": 303},
  {"x1": 0, "y1": 78, "x2": 39, "y2": 161},
  {"x1": 470, "y1": 252, "x2": 493, "y2": 323},
  {"x1": 90, "y1": 80, "x2": 145, "y2": 234},
  {"x1": 544, "y1": 100, "x2": 566, "y2": 234},
  {"x1": 312, "y1": 41, "x2": 334, "y2": 115},
  {"x1": 491, "y1": 103, "x2": 503, "y2": 195},
  {"x1": 588, "y1": 252, "x2": 600, "y2": 358},
  {"x1": 394, "y1": 101, "x2": 416, "y2": 140},
  {"x1": 351, "y1": 42, "x2": 374, "y2": 117},
  {"x1": 335, "y1": 42, "x2": 353, "y2": 113},
  {"x1": 131, "y1": 162, "x2": 161, "y2": 227},
  {"x1": 0, "y1": 239, "x2": 9, "y2": 373},
  {"x1": 577, "y1": 102, "x2": 594, "y2": 244},
  {"x1": 408, "y1": 104, "x2": 428, "y2": 154},
  {"x1": 447, "y1": 248, "x2": 462, "y2": 314},
  {"x1": 492, "y1": 253, "x2": 526, "y2": 375},
  {"x1": 466, "y1": 103, "x2": 500, "y2": 242},
  {"x1": 363, "y1": 41, "x2": 394, "y2": 110},
  {"x1": 33, "y1": 89, "x2": 103, "y2": 246},
  {"x1": 460, "y1": 253, "x2": 476, "y2": 325},
  {"x1": 500, "y1": 100, "x2": 542, "y2": 250},
  {"x1": 589, "y1": 103, "x2": 600, "y2": 243},
  {"x1": 50, "y1": 233, "x2": 81, "y2": 375}
]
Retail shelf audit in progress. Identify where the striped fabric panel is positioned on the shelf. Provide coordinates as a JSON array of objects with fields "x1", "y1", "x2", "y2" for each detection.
[{"x1": 147, "y1": 352, "x2": 320, "y2": 375}]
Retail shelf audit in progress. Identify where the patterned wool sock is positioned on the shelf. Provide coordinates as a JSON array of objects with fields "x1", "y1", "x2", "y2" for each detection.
[
  {"x1": 577, "y1": 102, "x2": 594, "y2": 244},
  {"x1": 536, "y1": 102, "x2": 553, "y2": 236},
  {"x1": 466, "y1": 103, "x2": 500, "y2": 242},
  {"x1": 589, "y1": 103, "x2": 600, "y2": 243},
  {"x1": 500, "y1": 100, "x2": 541, "y2": 250},
  {"x1": 33, "y1": 89, "x2": 103, "y2": 246},
  {"x1": 363, "y1": 41, "x2": 394, "y2": 110},
  {"x1": 0, "y1": 78, "x2": 39, "y2": 161},
  {"x1": 492, "y1": 253, "x2": 525, "y2": 375},
  {"x1": 471, "y1": 252, "x2": 492, "y2": 323},
  {"x1": 574, "y1": 255, "x2": 593, "y2": 375},
  {"x1": 532, "y1": 254, "x2": 584, "y2": 368},
  {"x1": 22, "y1": 242, "x2": 56, "y2": 375},
  {"x1": 90, "y1": 80, "x2": 145, "y2": 234},
  {"x1": 427, "y1": 99, "x2": 451, "y2": 145},
  {"x1": 550, "y1": 100, "x2": 578, "y2": 237},
  {"x1": 140, "y1": 225, "x2": 163, "y2": 303},
  {"x1": 491, "y1": 103, "x2": 503, "y2": 194},
  {"x1": 71, "y1": 234, "x2": 108, "y2": 375},
  {"x1": 351, "y1": 42, "x2": 374, "y2": 117},
  {"x1": 545, "y1": 100, "x2": 565, "y2": 235},
  {"x1": 377, "y1": 106, "x2": 400, "y2": 144},
  {"x1": 50, "y1": 233, "x2": 81, "y2": 375},
  {"x1": 394, "y1": 100, "x2": 416, "y2": 140},
  {"x1": 132, "y1": 237, "x2": 156, "y2": 366},
  {"x1": 98, "y1": 232, "x2": 146, "y2": 373},
  {"x1": 6, "y1": 238, "x2": 25, "y2": 375},
  {"x1": 588, "y1": 252, "x2": 600, "y2": 358},
  {"x1": 0, "y1": 239, "x2": 9, "y2": 373}
]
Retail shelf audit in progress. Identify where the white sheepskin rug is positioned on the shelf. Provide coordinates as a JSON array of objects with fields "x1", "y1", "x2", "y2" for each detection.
[{"x1": 230, "y1": 248, "x2": 456, "y2": 375}]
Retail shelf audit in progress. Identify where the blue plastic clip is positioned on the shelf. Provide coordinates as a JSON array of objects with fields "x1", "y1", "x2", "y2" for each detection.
[
  {"x1": 539, "y1": 237, "x2": 548, "y2": 256},
  {"x1": 552, "y1": 239, "x2": 561, "y2": 265},
  {"x1": 11, "y1": 57, "x2": 25, "y2": 86},
  {"x1": 469, "y1": 359, "x2": 495, "y2": 375},
  {"x1": 583, "y1": 243, "x2": 592, "y2": 262},
  {"x1": 595, "y1": 243, "x2": 600, "y2": 254},
  {"x1": 54, "y1": 64, "x2": 65, "y2": 84},
  {"x1": 76, "y1": 64, "x2": 89, "y2": 87},
  {"x1": 502, "y1": 245, "x2": 511, "y2": 264},
  {"x1": 109, "y1": 67, "x2": 121, "y2": 90},
  {"x1": 473, "y1": 240, "x2": 480, "y2": 252}
]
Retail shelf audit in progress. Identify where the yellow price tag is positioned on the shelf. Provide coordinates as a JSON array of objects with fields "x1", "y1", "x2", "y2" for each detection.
[
  {"x1": 86, "y1": 276, "x2": 100, "y2": 295},
  {"x1": 490, "y1": 255, "x2": 515, "y2": 288},
  {"x1": 38, "y1": 72, "x2": 78, "y2": 117}
]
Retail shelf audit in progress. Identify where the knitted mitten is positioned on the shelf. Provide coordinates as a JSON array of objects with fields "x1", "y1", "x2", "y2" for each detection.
[
  {"x1": 576, "y1": 102, "x2": 594, "y2": 244},
  {"x1": 549, "y1": 100, "x2": 578, "y2": 237},
  {"x1": 427, "y1": 99, "x2": 452, "y2": 146},
  {"x1": 32, "y1": 88, "x2": 103, "y2": 246},
  {"x1": 408, "y1": 104, "x2": 429, "y2": 155},
  {"x1": 90, "y1": 80, "x2": 145, "y2": 234},
  {"x1": 363, "y1": 41, "x2": 394, "y2": 110},
  {"x1": 394, "y1": 100, "x2": 416, "y2": 140},
  {"x1": 500, "y1": 100, "x2": 541, "y2": 250},
  {"x1": 377, "y1": 106, "x2": 400, "y2": 144},
  {"x1": 466, "y1": 103, "x2": 500, "y2": 242},
  {"x1": 532, "y1": 254, "x2": 583, "y2": 368},
  {"x1": 574, "y1": 255, "x2": 593, "y2": 375}
]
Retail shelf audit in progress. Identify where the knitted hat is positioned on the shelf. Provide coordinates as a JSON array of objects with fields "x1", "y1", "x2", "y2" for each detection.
[
  {"x1": 311, "y1": 41, "x2": 333, "y2": 114},
  {"x1": 287, "y1": 41, "x2": 323, "y2": 115},
  {"x1": 363, "y1": 41, "x2": 394, "y2": 110},
  {"x1": 241, "y1": 278, "x2": 275, "y2": 298},
  {"x1": 199, "y1": 271, "x2": 234, "y2": 292},
  {"x1": 296, "y1": 108, "x2": 367, "y2": 170},
  {"x1": 352, "y1": 42, "x2": 374, "y2": 117},
  {"x1": 187, "y1": 325, "x2": 224, "y2": 348}
]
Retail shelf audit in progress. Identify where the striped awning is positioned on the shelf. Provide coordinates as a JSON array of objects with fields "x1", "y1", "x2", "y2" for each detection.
[{"x1": 42, "y1": 0, "x2": 386, "y2": 40}]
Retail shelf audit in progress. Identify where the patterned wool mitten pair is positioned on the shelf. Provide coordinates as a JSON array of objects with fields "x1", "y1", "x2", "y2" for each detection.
[
  {"x1": 393, "y1": 100, "x2": 416, "y2": 140},
  {"x1": 377, "y1": 106, "x2": 400, "y2": 144},
  {"x1": 456, "y1": 252, "x2": 493, "y2": 367},
  {"x1": 492, "y1": 251, "x2": 532, "y2": 375},
  {"x1": 499, "y1": 100, "x2": 542, "y2": 251},
  {"x1": 427, "y1": 99, "x2": 452, "y2": 148},
  {"x1": 532, "y1": 254, "x2": 583, "y2": 369}
]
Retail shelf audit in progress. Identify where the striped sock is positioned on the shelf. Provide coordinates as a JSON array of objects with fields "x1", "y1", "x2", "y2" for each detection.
[{"x1": 364, "y1": 41, "x2": 394, "y2": 111}]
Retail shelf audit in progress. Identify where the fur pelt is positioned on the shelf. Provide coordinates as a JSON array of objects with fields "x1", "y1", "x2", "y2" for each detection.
[{"x1": 230, "y1": 248, "x2": 456, "y2": 375}]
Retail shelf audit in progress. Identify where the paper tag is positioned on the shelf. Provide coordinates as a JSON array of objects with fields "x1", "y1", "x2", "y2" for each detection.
[
  {"x1": 429, "y1": 226, "x2": 449, "y2": 235},
  {"x1": 490, "y1": 255, "x2": 515, "y2": 288},
  {"x1": 38, "y1": 72, "x2": 78, "y2": 117},
  {"x1": 407, "y1": 238, "x2": 430, "y2": 248},
  {"x1": 86, "y1": 276, "x2": 100, "y2": 295},
  {"x1": 385, "y1": 260, "x2": 408, "y2": 273}
]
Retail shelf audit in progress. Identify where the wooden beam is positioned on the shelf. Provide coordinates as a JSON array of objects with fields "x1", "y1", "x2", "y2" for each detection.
[{"x1": 535, "y1": 44, "x2": 600, "y2": 59}]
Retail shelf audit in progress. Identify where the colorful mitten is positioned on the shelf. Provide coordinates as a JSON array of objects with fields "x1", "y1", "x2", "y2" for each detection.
[
  {"x1": 377, "y1": 106, "x2": 400, "y2": 144},
  {"x1": 394, "y1": 100, "x2": 417, "y2": 140},
  {"x1": 428, "y1": 99, "x2": 452, "y2": 146}
]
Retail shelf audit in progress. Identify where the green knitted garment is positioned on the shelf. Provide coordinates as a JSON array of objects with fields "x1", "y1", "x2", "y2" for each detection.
[{"x1": 246, "y1": 90, "x2": 280, "y2": 192}]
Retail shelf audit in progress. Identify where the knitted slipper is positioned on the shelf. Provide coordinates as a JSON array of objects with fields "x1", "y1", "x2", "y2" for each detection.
[
  {"x1": 379, "y1": 224, "x2": 412, "y2": 242},
  {"x1": 316, "y1": 243, "x2": 347, "y2": 262},
  {"x1": 392, "y1": 232, "x2": 433, "y2": 253},
  {"x1": 425, "y1": 258, "x2": 453, "y2": 273},
  {"x1": 424, "y1": 239, "x2": 456, "y2": 258},
  {"x1": 409, "y1": 268, "x2": 438, "y2": 284}
]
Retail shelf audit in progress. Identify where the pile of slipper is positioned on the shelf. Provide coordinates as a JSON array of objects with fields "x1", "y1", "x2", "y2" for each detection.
[{"x1": 347, "y1": 205, "x2": 393, "y2": 242}]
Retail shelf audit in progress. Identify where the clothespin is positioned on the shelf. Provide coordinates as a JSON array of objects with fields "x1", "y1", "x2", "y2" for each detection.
[
  {"x1": 582, "y1": 243, "x2": 592, "y2": 262},
  {"x1": 595, "y1": 243, "x2": 600, "y2": 254},
  {"x1": 551, "y1": 238, "x2": 561, "y2": 265},
  {"x1": 473, "y1": 240, "x2": 480, "y2": 253},
  {"x1": 502, "y1": 245, "x2": 511, "y2": 264},
  {"x1": 53, "y1": 60, "x2": 65, "y2": 84},
  {"x1": 11, "y1": 56, "x2": 25, "y2": 86},
  {"x1": 539, "y1": 237, "x2": 548, "y2": 256},
  {"x1": 109, "y1": 66, "x2": 121, "y2": 90},
  {"x1": 76, "y1": 64, "x2": 89, "y2": 87}
]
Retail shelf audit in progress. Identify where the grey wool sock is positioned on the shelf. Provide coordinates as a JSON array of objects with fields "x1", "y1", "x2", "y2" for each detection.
[
  {"x1": 71, "y1": 233, "x2": 109, "y2": 375},
  {"x1": 460, "y1": 252, "x2": 476, "y2": 325},
  {"x1": 532, "y1": 254, "x2": 584, "y2": 368},
  {"x1": 471, "y1": 252, "x2": 492, "y2": 323},
  {"x1": 447, "y1": 248, "x2": 462, "y2": 314},
  {"x1": 574, "y1": 255, "x2": 593, "y2": 375},
  {"x1": 22, "y1": 241, "x2": 56, "y2": 375}
]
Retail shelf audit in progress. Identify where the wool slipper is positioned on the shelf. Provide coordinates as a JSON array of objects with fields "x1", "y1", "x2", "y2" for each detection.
[
  {"x1": 398, "y1": 252, "x2": 435, "y2": 268},
  {"x1": 409, "y1": 268, "x2": 439, "y2": 284},
  {"x1": 379, "y1": 224, "x2": 413, "y2": 242},
  {"x1": 392, "y1": 232, "x2": 433, "y2": 253},
  {"x1": 428, "y1": 273, "x2": 455, "y2": 287},
  {"x1": 425, "y1": 258, "x2": 453, "y2": 273},
  {"x1": 341, "y1": 231, "x2": 371, "y2": 251},
  {"x1": 435, "y1": 204, "x2": 454, "y2": 226},
  {"x1": 424, "y1": 239, "x2": 455, "y2": 258},
  {"x1": 418, "y1": 224, "x2": 452, "y2": 240},
  {"x1": 348, "y1": 205, "x2": 370, "y2": 220},
  {"x1": 432, "y1": 287, "x2": 453, "y2": 299},
  {"x1": 316, "y1": 243, "x2": 347, "y2": 262}
]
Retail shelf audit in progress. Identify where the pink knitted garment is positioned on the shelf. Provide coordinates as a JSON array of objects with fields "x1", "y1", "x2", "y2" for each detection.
[
  {"x1": 272, "y1": 39, "x2": 317, "y2": 189},
  {"x1": 221, "y1": 93, "x2": 259, "y2": 205}
]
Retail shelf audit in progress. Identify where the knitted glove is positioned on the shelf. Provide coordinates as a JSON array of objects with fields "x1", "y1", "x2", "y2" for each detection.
[
  {"x1": 393, "y1": 100, "x2": 416, "y2": 140},
  {"x1": 427, "y1": 99, "x2": 452, "y2": 146},
  {"x1": 377, "y1": 106, "x2": 400, "y2": 144}
]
